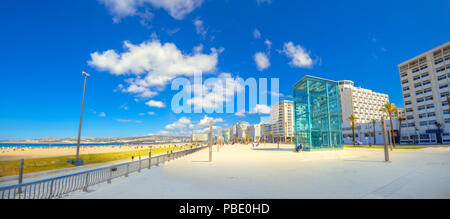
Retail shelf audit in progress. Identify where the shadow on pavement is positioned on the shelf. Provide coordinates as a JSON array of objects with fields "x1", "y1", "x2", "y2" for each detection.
[
  {"x1": 344, "y1": 160, "x2": 388, "y2": 163},
  {"x1": 252, "y1": 148, "x2": 294, "y2": 152}
]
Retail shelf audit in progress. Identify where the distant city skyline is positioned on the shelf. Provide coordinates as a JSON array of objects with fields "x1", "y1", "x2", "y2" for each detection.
[{"x1": 1, "y1": 0, "x2": 449, "y2": 139}]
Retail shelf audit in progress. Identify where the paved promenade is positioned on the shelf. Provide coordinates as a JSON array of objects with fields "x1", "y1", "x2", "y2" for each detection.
[{"x1": 67, "y1": 144, "x2": 450, "y2": 199}]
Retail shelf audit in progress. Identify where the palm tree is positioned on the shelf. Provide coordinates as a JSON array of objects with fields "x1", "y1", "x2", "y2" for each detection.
[
  {"x1": 398, "y1": 116, "x2": 406, "y2": 145},
  {"x1": 382, "y1": 103, "x2": 398, "y2": 147},
  {"x1": 435, "y1": 122, "x2": 443, "y2": 144},
  {"x1": 348, "y1": 114, "x2": 358, "y2": 145},
  {"x1": 372, "y1": 119, "x2": 376, "y2": 145}
]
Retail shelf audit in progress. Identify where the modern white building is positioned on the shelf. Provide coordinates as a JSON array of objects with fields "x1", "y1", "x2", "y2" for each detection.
[
  {"x1": 398, "y1": 42, "x2": 450, "y2": 144},
  {"x1": 236, "y1": 121, "x2": 250, "y2": 139},
  {"x1": 270, "y1": 100, "x2": 295, "y2": 142},
  {"x1": 191, "y1": 133, "x2": 208, "y2": 142},
  {"x1": 249, "y1": 124, "x2": 261, "y2": 142},
  {"x1": 338, "y1": 80, "x2": 390, "y2": 126},
  {"x1": 342, "y1": 119, "x2": 399, "y2": 145}
]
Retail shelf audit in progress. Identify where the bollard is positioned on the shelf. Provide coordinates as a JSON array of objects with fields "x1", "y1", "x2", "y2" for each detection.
[
  {"x1": 107, "y1": 168, "x2": 112, "y2": 184},
  {"x1": 83, "y1": 173, "x2": 89, "y2": 192},
  {"x1": 138, "y1": 156, "x2": 141, "y2": 173},
  {"x1": 148, "y1": 151, "x2": 152, "y2": 169},
  {"x1": 49, "y1": 179, "x2": 54, "y2": 197},
  {"x1": 18, "y1": 159, "x2": 24, "y2": 194}
]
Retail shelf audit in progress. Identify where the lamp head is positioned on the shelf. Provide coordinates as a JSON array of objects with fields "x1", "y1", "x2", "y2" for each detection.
[{"x1": 82, "y1": 71, "x2": 90, "y2": 78}]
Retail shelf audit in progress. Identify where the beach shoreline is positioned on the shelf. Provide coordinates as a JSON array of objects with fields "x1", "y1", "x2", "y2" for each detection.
[{"x1": 0, "y1": 143, "x2": 190, "y2": 161}]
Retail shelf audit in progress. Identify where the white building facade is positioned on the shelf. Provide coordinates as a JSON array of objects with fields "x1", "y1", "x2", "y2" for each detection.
[
  {"x1": 398, "y1": 42, "x2": 450, "y2": 144},
  {"x1": 342, "y1": 119, "x2": 399, "y2": 145},
  {"x1": 338, "y1": 80, "x2": 390, "y2": 127},
  {"x1": 270, "y1": 100, "x2": 295, "y2": 142}
]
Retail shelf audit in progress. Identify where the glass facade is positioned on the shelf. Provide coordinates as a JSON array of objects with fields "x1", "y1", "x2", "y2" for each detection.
[{"x1": 293, "y1": 76, "x2": 343, "y2": 151}]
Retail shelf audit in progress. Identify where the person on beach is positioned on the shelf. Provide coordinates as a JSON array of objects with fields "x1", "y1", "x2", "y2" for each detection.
[{"x1": 131, "y1": 156, "x2": 134, "y2": 161}]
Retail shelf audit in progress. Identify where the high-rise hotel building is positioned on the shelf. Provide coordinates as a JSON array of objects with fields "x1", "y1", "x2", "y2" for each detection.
[
  {"x1": 338, "y1": 80, "x2": 390, "y2": 126},
  {"x1": 270, "y1": 100, "x2": 295, "y2": 141},
  {"x1": 398, "y1": 42, "x2": 450, "y2": 144}
]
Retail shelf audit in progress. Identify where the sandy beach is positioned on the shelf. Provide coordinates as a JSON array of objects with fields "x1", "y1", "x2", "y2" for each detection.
[{"x1": 0, "y1": 143, "x2": 190, "y2": 161}]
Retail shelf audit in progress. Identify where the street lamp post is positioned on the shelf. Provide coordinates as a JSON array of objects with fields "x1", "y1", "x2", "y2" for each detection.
[{"x1": 75, "y1": 71, "x2": 90, "y2": 166}]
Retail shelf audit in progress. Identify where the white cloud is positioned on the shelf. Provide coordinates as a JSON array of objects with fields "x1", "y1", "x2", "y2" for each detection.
[
  {"x1": 89, "y1": 38, "x2": 220, "y2": 98},
  {"x1": 116, "y1": 119, "x2": 142, "y2": 123},
  {"x1": 281, "y1": 42, "x2": 313, "y2": 68},
  {"x1": 235, "y1": 111, "x2": 246, "y2": 117},
  {"x1": 165, "y1": 117, "x2": 191, "y2": 130},
  {"x1": 120, "y1": 104, "x2": 129, "y2": 110},
  {"x1": 148, "y1": 112, "x2": 156, "y2": 115},
  {"x1": 187, "y1": 73, "x2": 244, "y2": 110},
  {"x1": 267, "y1": 91, "x2": 284, "y2": 97},
  {"x1": 145, "y1": 100, "x2": 165, "y2": 108},
  {"x1": 99, "y1": 112, "x2": 106, "y2": 117},
  {"x1": 264, "y1": 39, "x2": 272, "y2": 52},
  {"x1": 256, "y1": 0, "x2": 272, "y2": 4},
  {"x1": 252, "y1": 104, "x2": 271, "y2": 114},
  {"x1": 190, "y1": 115, "x2": 224, "y2": 129},
  {"x1": 253, "y1": 28, "x2": 261, "y2": 39},
  {"x1": 193, "y1": 17, "x2": 207, "y2": 38},
  {"x1": 254, "y1": 52, "x2": 270, "y2": 71},
  {"x1": 99, "y1": 0, "x2": 203, "y2": 22}
]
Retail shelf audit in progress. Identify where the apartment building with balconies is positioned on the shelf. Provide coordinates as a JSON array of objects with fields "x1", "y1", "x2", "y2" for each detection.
[
  {"x1": 270, "y1": 100, "x2": 295, "y2": 142},
  {"x1": 398, "y1": 42, "x2": 450, "y2": 144},
  {"x1": 338, "y1": 80, "x2": 390, "y2": 127}
]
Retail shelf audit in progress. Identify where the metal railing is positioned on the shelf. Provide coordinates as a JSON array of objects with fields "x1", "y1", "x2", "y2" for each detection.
[{"x1": 0, "y1": 145, "x2": 207, "y2": 199}]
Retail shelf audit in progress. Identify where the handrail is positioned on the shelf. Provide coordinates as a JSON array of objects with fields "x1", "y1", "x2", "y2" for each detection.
[{"x1": 0, "y1": 145, "x2": 207, "y2": 199}]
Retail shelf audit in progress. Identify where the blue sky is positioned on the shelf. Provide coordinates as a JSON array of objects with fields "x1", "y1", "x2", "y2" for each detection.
[{"x1": 0, "y1": 0, "x2": 449, "y2": 139}]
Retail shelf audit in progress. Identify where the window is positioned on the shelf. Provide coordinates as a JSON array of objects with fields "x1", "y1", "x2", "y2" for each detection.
[
  {"x1": 407, "y1": 115, "x2": 414, "y2": 120},
  {"x1": 427, "y1": 104, "x2": 435, "y2": 109},
  {"x1": 420, "y1": 121, "x2": 428, "y2": 126},
  {"x1": 440, "y1": 84, "x2": 449, "y2": 89},
  {"x1": 418, "y1": 105, "x2": 425, "y2": 110},
  {"x1": 414, "y1": 76, "x2": 421, "y2": 81},
  {"x1": 401, "y1": 73, "x2": 408, "y2": 78},
  {"x1": 403, "y1": 87, "x2": 410, "y2": 91},
  {"x1": 419, "y1": 113, "x2": 427, "y2": 119},
  {"x1": 415, "y1": 83, "x2": 422, "y2": 88},
  {"x1": 417, "y1": 98, "x2": 424, "y2": 103},
  {"x1": 406, "y1": 108, "x2": 413, "y2": 112},
  {"x1": 443, "y1": 101, "x2": 449, "y2": 106},
  {"x1": 444, "y1": 110, "x2": 450, "y2": 115},
  {"x1": 437, "y1": 67, "x2": 445, "y2": 73},
  {"x1": 416, "y1": 90, "x2": 424, "y2": 95},
  {"x1": 404, "y1": 94, "x2": 411, "y2": 98},
  {"x1": 405, "y1": 101, "x2": 412, "y2": 105},
  {"x1": 424, "y1": 88, "x2": 432, "y2": 93},
  {"x1": 423, "y1": 81, "x2": 431, "y2": 86},
  {"x1": 425, "y1": 96, "x2": 433, "y2": 101},
  {"x1": 412, "y1": 68, "x2": 419, "y2": 73},
  {"x1": 429, "y1": 121, "x2": 437, "y2": 126},
  {"x1": 421, "y1": 73, "x2": 429, "y2": 78},
  {"x1": 408, "y1": 123, "x2": 415, "y2": 127},
  {"x1": 438, "y1": 75, "x2": 447, "y2": 81},
  {"x1": 402, "y1": 80, "x2": 409, "y2": 84},
  {"x1": 428, "y1": 112, "x2": 436, "y2": 117},
  {"x1": 435, "y1": 59, "x2": 444, "y2": 65},
  {"x1": 420, "y1": 65, "x2": 428, "y2": 70}
]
